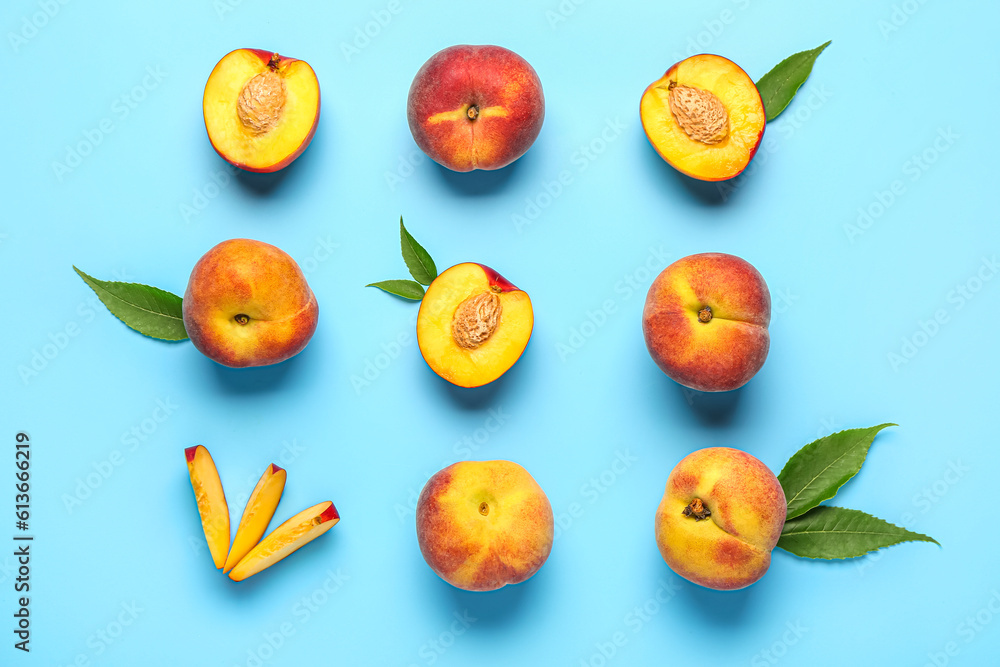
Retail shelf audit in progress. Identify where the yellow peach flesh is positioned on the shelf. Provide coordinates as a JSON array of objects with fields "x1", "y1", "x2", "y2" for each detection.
[
  {"x1": 223, "y1": 464, "x2": 286, "y2": 573},
  {"x1": 186, "y1": 445, "x2": 230, "y2": 570}
]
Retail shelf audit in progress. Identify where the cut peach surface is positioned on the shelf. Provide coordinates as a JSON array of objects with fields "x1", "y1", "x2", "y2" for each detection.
[
  {"x1": 203, "y1": 48, "x2": 320, "y2": 173},
  {"x1": 228, "y1": 501, "x2": 339, "y2": 582},
  {"x1": 185, "y1": 446, "x2": 230, "y2": 569},
  {"x1": 222, "y1": 464, "x2": 286, "y2": 574},
  {"x1": 417, "y1": 263, "x2": 533, "y2": 388},
  {"x1": 640, "y1": 54, "x2": 764, "y2": 181}
]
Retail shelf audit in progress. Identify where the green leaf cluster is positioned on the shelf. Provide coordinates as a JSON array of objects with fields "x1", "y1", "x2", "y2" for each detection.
[
  {"x1": 776, "y1": 424, "x2": 938, "y2": 559},
  {"x1": 366, "y1": 218, "x2": 438, "y2": 300}
]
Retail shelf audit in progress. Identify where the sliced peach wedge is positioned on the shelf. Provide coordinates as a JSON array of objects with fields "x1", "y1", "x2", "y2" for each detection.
[
  {"x1": 228, "y1": 501, "x2": 340, "y2": 582},
  {"x1": 417, "y1": 263, "x2": 533, "y2": 388},
  {"x1": 640, "y1": 54, "x2": 765, "y2": 181},
  {"x1": 185, "y1": 446, "x2": 230, "y2": 569},
  {"x1": 203, "y1": 48, "x2": 320, "y2": 173},
  {"x1": 222, "y1": 464, "x2": 286, "y2": 574}
]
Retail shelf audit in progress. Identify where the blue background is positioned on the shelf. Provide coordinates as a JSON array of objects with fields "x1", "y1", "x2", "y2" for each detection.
[{"x1": 2, "y1": 0, "x2": 999, "y2": 665}]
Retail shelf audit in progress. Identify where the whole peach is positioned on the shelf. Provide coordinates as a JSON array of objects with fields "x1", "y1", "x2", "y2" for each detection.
[
  {"x1": 407, "y1": 45, "x2": 544, "y2": 171},
  {"x1": 182, "y1": 239, "x2": 318, "y2": 367},
  {"x1": 416, "y1": 460, "x2": 553, "y2": 591},
  {"x1": 655, "y1": 447, "x2": 786, "y2": 590},
  {"x1": 643, "y1": 253, "x2": 770, "y2": 392}
]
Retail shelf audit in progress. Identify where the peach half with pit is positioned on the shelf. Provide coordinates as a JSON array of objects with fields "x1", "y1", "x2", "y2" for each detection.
[
  {"x1": 203, "y1": 48, "x2": 320, "y2": 172},
  {"x1": 416, "y1": 263, "x2": 532, "y2": 388},
  {"x1": 640, "y1": 54, "x2": 764, "y2": 181}
]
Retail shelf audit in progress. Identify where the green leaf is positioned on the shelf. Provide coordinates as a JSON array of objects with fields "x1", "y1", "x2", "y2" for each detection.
[
  {"x1": 399, "y1": 217, "x2": 437, "y2": 286},
  {"x1": 778, "y1": 423, "x2": 895, "y2": 519},
  {"x1": 74, "y1": 267, "x2": 188, "y2": 341},
  {"x1": 366, "y1": 279, "x2": 425, "y2": 300},
  {"x1": 777, "y1": 506, "x2": 939, "y2": 559},
  {"x1": 755, "y1": 41, "x2": 831, "y2": 122}
]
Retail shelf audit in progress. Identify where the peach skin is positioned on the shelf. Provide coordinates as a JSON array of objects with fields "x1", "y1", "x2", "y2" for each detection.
[
  {"x1": 416, "y1": 460, "x2": 553, "y2": 591},
  {"x1": 643, "y1": 252, "x2": 770, "y2": 392},
  {"x1": 182, "y1": 239, "x2": 318, "y2": 368},
  {"x1": 655, "y1": 447, "x2": 786, "y2": 590}
]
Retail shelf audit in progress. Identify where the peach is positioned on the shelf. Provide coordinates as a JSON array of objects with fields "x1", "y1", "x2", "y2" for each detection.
[
  {"x1": 182, "y1": 239, "x2": 318, "y2": 368},
  {"x1": 640, "y1": 54, "x2": 765, "y2": 181},
  {"x1": 655, "y1": 447, "x2": 786, "y2": 590},
  {"x1": 223, "y1": 463, "x2": 286, "y2": 574},
  {"x1": 416, "y1": 263, "x2": 532, "y2": 388},
  {"x1": 643, "y1": 253, "x2": 770, "y2": 392},
  {"x1": 416, "y1": 460, "x2": 553, "y2": 591},
  {"x1": 407, "y1": 45, "x2": 544, "y2": 171},
  {"x1": 229, "y1": 500, "x2": 340, "y2": 582},
  {"x1": 185, "y1": 445, "x2": 230, "y2": 569},
  {"x1": 203, "y1": 48, "x2": 320, "y2": 172}
]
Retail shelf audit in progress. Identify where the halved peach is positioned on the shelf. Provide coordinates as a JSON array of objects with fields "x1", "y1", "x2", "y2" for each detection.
[
  {"x1": 640, "y1": 54, "x2": 764, "y2": 181},
  {"x1": 228, "y1": 501, "x2": 340, "y2": 582},
  {"x1": 222, "y1": 463, "x2": 286, "y2": 574},
  {"x1": 417, "y1": 263, "x2": 533, "y2": 388},
  {"x1": 203, "y1": 48, "x2": 320, "y2": 173},
  {"x1": 185, "y1": 445, "x2": 230, "y2": 569}
]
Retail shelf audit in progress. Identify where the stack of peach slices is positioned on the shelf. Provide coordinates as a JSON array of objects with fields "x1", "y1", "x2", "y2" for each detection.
[{"x1": 185, "y1": 445, "x2": 339, "y2": 581}]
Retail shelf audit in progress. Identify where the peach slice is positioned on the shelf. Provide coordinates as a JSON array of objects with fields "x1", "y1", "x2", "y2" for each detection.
[
  {"x1": 222, "y1": 464, "x2": 286, "y2": 574},
  {"x1": 203, "y1": 48, "x2": 320, "y2": 173},
  {"x1": 228, "y1": 501, "x2": 340, "y2": 582},
  {"x1": 640, "y1": 54, "x2": 765, "y2": 181},
  {"x1": 416, "y1": 263, "x2": 533, "y2": 388},
  {"x1": 185, "y1": 445, "x2": 230, "y2": 569}
]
